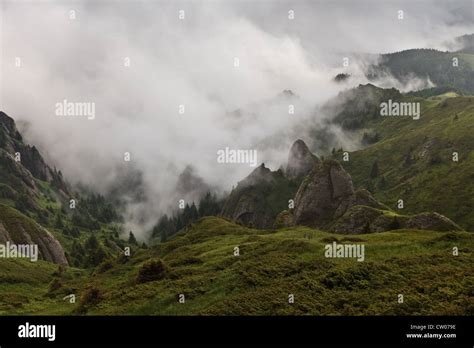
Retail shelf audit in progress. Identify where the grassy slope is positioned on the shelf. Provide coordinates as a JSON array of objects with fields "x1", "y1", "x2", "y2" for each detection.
[
  {"x1": 336, "y1": 96, "x2": 474, "y2": 230},
  {"x1": 1, "y1": 217, "x2": 472, "y2": 315}
]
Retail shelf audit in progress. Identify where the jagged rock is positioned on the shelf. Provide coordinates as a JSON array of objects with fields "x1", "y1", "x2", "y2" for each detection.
[
  {"x1": 292, "y1": 158, "x2": 461, "y2": 233},
  {"x1": 0, "y1": 203, "x2": 68, "y2": 265},
  {"x1": 286, "y1": 139, "x2": 319, "y2": 179},
  {"x1": 293, "y1": 160, "x2": 355, "y2": 228},
  {"x1": 222, "y1": 140, "x2": 319, "y2": 229},
  {"x1": 221, "y1": 164, "x2": 298, "y2": 229},
  {"x1": 0, "y1": 111, "x2": 70, "y2": 196}
]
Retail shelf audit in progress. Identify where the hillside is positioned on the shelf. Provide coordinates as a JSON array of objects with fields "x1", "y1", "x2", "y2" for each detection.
[
  {"x1": 329, "y1": 89, "x2": 474, "y2": 230},
  {"x1": 367, "y1": 48, "x2": 474, "y2": 94},
  {"x1": 220, "y1": 139, "x2": 318, "y2": 229},
  {"x1": 0, "y1": 217, "x2": 472, "y2": 315},
  {"x1": 0, "y1": 82, "x2": 473, "y2": 316},
  {"x1": 0, "y1": 111, "x2": 142, "y2": 267}
]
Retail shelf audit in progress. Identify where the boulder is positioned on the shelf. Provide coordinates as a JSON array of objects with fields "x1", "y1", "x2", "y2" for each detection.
[
  {"x1": 330, "y1": 205, "x2": 462, "y2": 234},
  {"x1": 0, "y1": 203, "x2": 68, "y2": 265},
  {"x1": 293, "y1": 160, "x2": 356, "y2": 228},
  {"x1": 273, "y1": 210, "x2": 294, "y2": 229}
]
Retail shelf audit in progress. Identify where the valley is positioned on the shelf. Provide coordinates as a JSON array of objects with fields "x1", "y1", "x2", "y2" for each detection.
[{"x1": 0, "y1": 37, "x2": 473, "y2": 316}]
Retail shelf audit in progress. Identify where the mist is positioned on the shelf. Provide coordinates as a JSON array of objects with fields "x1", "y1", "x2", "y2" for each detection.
[{"x1": 1, "y1": 0, "x2": 473, "y2": 238}]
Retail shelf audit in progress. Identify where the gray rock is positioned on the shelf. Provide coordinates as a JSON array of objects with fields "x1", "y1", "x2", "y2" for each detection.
[
  {"x1": 286, "y1": 139, "x2": 319, "y2": 179},
  {"x1": 0, "y1": 203, "x2": 68, "y2": 265},
  {"x1": 221, "y1": 164, "x2": 290, "y2": 229},
  {"x1": 329, "y1": 205, "x2": 462, "y2": 234},
  {"x1": 293, "y1": 160, "x2": 355, "y2": 228},
  {"x1": 292, "y1": 158, "x2": 461, "y2": 233},
  {"x1": 404, "y1": 212, "x2": 462, "y2": 231}
]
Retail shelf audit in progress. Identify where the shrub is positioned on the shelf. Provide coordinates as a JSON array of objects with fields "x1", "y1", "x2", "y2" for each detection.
[
  {"x1": 95, "y1": 259, "x2": 113, "y2": 274},
  {"x1": 75, "y1": 286, "x2": 102, "y2": 314},
  {"x1": 136, "y1": 259, "x2": 169, "y2": 284},
  {"x1": 48, "y1": 278, "x2": 62, "y2": 293}
]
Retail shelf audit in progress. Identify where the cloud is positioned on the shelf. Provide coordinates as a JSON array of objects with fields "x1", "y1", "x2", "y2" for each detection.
[{"x1": 1, "y1": 0, "x2": 472, "y2": 237}]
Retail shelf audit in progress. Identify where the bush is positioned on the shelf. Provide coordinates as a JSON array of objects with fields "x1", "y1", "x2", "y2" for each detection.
[
  {"x1": 75, "y1": 286, "x2": 102, "y2": 314},
  {"x1": 95, "y1": 259, "x2": 113, "y2": 274},
  {"x1": 136, "y1": 259, "x2": 169, "y2": 284},
  {"x1": 48, "y1": 278, "x2": 62, "y2": 293}
]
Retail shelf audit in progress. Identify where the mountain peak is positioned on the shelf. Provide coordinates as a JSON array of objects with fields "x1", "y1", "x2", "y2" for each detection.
[
  {"x1": 286, "y1": 139, "x2": 319, "y2": 179},
  {"x1": 0, "y1": 111, "x2": 21, "y2": 139}
]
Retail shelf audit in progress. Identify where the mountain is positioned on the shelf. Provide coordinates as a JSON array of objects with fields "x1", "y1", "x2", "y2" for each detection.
[
  {"x1": 287, "y1": 158, "x2": 460, "y2": 233},
  {"x1": 285, "y1": 139, "x2": 320, "y2": 179},
  {"x1": 0, "y1": 83, "x2": 472, "y2": 315},
  {"x1": 221, "y1": 131, "x2": 462, "y2": 234},
  {"x1": 327, "y1": 85, "x2": 474, "y2": 231},
  {"x1": 0, "y1": 112, "x2": 71, "y2": 264},
  {"x1": 367, "y1": 48, "x2": 474, "y2": 94},
  {"x1": 221, "y1": 139, "x2": 317, "y2": 229},
  {"x1": 323, "y1": 83, "x2": 402, "y2": 131},
  {"x1": 0, "y1": 111, "x2": 137, "y2": 267},
  {"x1": 221, "y1": 163, "x2": 299, "y2": 229},
  {"x1": 451, "y1": 33, "x2": 474, "y2": 54},
  {"x1": 0, "y1": 203, "x2": 68, "y2": 265},
  {"x1": 0, "y1": 112, "x2": 69, "y2": 211}
]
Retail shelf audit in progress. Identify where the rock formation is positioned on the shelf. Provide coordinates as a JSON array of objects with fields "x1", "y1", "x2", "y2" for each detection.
[
  {"x1": 286, "y1": 139, "x2": 320, "y2": 179},
  {"x1": 291, "y1": 159, "x2": 461, "y2": 233},
  {"x1": 0, "y1": 203, "x2": 68, "y2": 265}
]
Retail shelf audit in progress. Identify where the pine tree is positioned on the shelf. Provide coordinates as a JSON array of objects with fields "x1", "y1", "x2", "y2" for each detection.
[
  {"x1": 55, "y1": 214, "x2": 64, "y2": 228},
  {"x1": 160, "y1": 230, "x2": 168, "y2": 243},
  {"x1": 128, "y1": 231, "x2": 138, "y2": 245},
  {"x1": 85, "y1": 234, "x2": 99, "y2": 250},
  {"x1": 190, "y1": 202, "x2": 198, "y2": 221},
  {"x1": 370, "y1": 160, "x2": 379, "y2": 178}
]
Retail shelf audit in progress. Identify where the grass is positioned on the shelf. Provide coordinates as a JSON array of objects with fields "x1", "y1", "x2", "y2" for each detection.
[
  {"x1": 337, "y1": 96, "x2": 474, "y2": 230},
  {"x1": 0, "y1": 217, "x2": 472, "y2": 315}
]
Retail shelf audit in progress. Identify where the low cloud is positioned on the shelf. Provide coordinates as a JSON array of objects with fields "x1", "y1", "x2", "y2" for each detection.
[{"x1": 1, "y1": 0, "x2": 472, "y2": 237}]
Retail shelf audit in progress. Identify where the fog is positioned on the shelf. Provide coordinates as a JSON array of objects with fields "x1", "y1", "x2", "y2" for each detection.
[{"x1": 1, "y1": 0, "x2": 473, "y2": 237}]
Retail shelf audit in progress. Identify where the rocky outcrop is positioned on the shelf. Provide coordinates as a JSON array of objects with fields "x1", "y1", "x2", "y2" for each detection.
[
  {"x1": 293, "y1": 160, "x2": 356, "y2": 228},
  {"x1": 404, "y1": 212, "x2": 462, "y2": 231},
  {"x1": 221, "y1": 139, "x2": 320, "y2": 229},
  {"x1": 0, "y1": 111, "x2": 70, "y2": 197},
  {"x1": 330, "y1": 206, "x2": 462, "y2": 234},
  {"x1": 0, "y1": 203, "x2": 68, "y2": 265},
  {"x1": 291, "y1": 159, "x2": 461, "y2": 233},
  {"x1": 221, "y1": 164, "x2": 299, "y2": 229},
  {"x1": 224, "y1": 138, "x2": 462, "y2": 233},
  {"x1": 286, "y1": 139, "x2": 319, "y2": 179}
]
